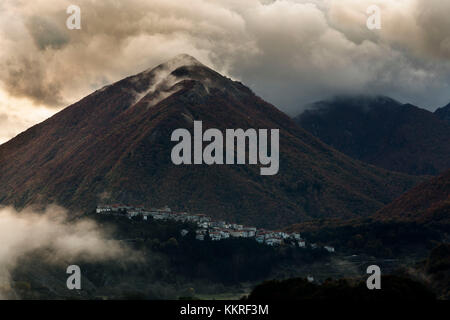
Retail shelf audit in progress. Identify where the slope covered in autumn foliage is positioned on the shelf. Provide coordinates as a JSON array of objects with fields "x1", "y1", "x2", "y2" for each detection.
[
  {"x1": 375, "y1": 169, "x2": 450, "y2": 224},
  {"x1": 0, "y1": 55, "x2": 421, "y2": 228}
]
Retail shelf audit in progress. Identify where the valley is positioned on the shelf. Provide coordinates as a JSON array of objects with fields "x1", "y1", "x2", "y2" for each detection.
[
  {"x1": 3, "y1": 206, "x2": 446, "y2": 300},
  {"x1": 0, "y1": 55, "x2": 448, "y2": 301}
]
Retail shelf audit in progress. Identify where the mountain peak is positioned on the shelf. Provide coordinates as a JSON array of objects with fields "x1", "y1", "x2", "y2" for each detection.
[
  {"x1": 322, "y1": 95, "x2": 400, "y2": 108},
  {"x1": 124, "y1": 54, "x2": 209, "y2": 107},
  {"x1": 144, "y1": 54, "x2": 205, "y2": 75},
  {"x1": 127, "y1": 54, "x2": 247, "y2": 108},
  {"x1": 91, "y1": 54, "x2": 248, "y2": 115},
  {"x1": 163, "y1": 53, "x2": 203, "y2": 68}
]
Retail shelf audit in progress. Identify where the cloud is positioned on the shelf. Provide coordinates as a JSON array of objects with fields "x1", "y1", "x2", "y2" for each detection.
[
  {"x1": 26, "y1": 15, "x2": 70, "y2": 51},
  {"x1": 0, "y1": 0, "x2": 449, "y2": 137},
  {"x1": 0, "y1": 91, "x2": 54, "y2": 144},
  {"x1": 0, "y1": 205, "x2": 133, "y2": 298}
]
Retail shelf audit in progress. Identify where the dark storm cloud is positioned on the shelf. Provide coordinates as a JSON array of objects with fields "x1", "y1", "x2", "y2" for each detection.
[
  {"x1": 3, "y1": 56, "x2": 65, "y2": 106},
  {"x1": 26, "y1": 15, "x2": 70, "y2": 50},
  {"x1": 0, "y1": 0, "x2": 449, "y2": 115}
]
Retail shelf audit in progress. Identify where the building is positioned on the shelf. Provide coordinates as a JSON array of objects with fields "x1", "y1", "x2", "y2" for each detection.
[
  {"x1": 96, "y1": 206, "x2": 112, "y2": 214},
  {"x1": 211, "y1": 221, "x2": 226, "y2": 228},
  {"x1": 230, "y1": 230, "x2": 243, "y2": 238},
  {"x1": 220, "y1": 230, "x2": 230, "y2": 239},
  {"x1": 195, "y1": 234, "x2": 205, "y2": 241},
  {"x1": 209, "y1": 231, "x2": 222, "y2": 241},
  {"x1": 198, "y1": 221, "x2": 210, "y2": 229},
  {"x1": 95, "y1": 203, "x2": 313, "y2": 249},
  {"x1": 243, "y1": 228, "x2": 256, "y2": 237},
  {"x1": 255, "y1": 235, "x2": 265, "y2": 243},
  {"x1": 265, "y1": 238, "x2": 282, "y2": 246},
  {"x1": 292, "y1": 233, "x2": 301, "y2": 240},
  {"x1": 127, "y1": 211, "x2": 140, "y2": 218}
]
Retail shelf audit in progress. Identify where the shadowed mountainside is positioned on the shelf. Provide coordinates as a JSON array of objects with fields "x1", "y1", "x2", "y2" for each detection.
[
  {"x1": 435, "y1": 103, "x2": 450, "y2": 124},
  {"x1": 375, "y1": 169, "x2": 450, "y2": 225},
  {"x1": 295, "y1": 96, "x2": 450, "y2": 175}
]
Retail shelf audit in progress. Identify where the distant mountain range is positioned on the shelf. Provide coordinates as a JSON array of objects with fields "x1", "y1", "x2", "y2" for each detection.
[
  {"x1": 295, "y1": 96, "x2": 450, "y2": 175},
  {"x1": 0, "y1": 55, "x2": 420, "y2": 228}
]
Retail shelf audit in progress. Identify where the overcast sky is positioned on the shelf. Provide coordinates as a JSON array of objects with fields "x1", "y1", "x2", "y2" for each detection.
[{"x1": 1, "y1": 0, "x2": 450, "y2": 144}]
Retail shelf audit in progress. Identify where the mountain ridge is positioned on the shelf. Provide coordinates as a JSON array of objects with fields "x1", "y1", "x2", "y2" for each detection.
[
  {"x1": 295, "y1": 96, "x2": 450, "y2": 175},
  {"x1": 0, "y1": 55, "x2": 421, "y2": 228}
]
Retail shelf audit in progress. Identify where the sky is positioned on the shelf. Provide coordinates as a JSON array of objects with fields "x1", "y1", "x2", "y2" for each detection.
[{"x1": 1, "y1": 0, "x2": 450, "y2": 144}]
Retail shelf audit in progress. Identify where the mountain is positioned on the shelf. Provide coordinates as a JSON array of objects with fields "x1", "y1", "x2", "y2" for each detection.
[
  {"x1": 295, "y1": 96, "x2": 450, "y2": 175},
  {"x1": 375, "y1": 169, "x2": 450, "y2": 224},
  {"x1": 0, "y1": 55, "x2": 420, "y2": 228},
  {"x1": 435, "y1": 103, "x2": 450, "y2": 124}
]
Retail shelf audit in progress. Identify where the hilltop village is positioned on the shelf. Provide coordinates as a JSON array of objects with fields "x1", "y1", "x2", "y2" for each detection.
[{"x1": 96, "y1": 204, "x2": 335, "y2": 252}]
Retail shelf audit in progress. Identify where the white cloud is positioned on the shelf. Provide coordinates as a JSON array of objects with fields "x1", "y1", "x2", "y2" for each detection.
[
  {"x1": 0, "y1": 90, "x2": 56, "y2": 144},
  {"x1": 0, "y1": 0, "x2": 449, "y2": 141},
  {"x1": 0, "y1": 205, "x2": 132, "y2": 298}
]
